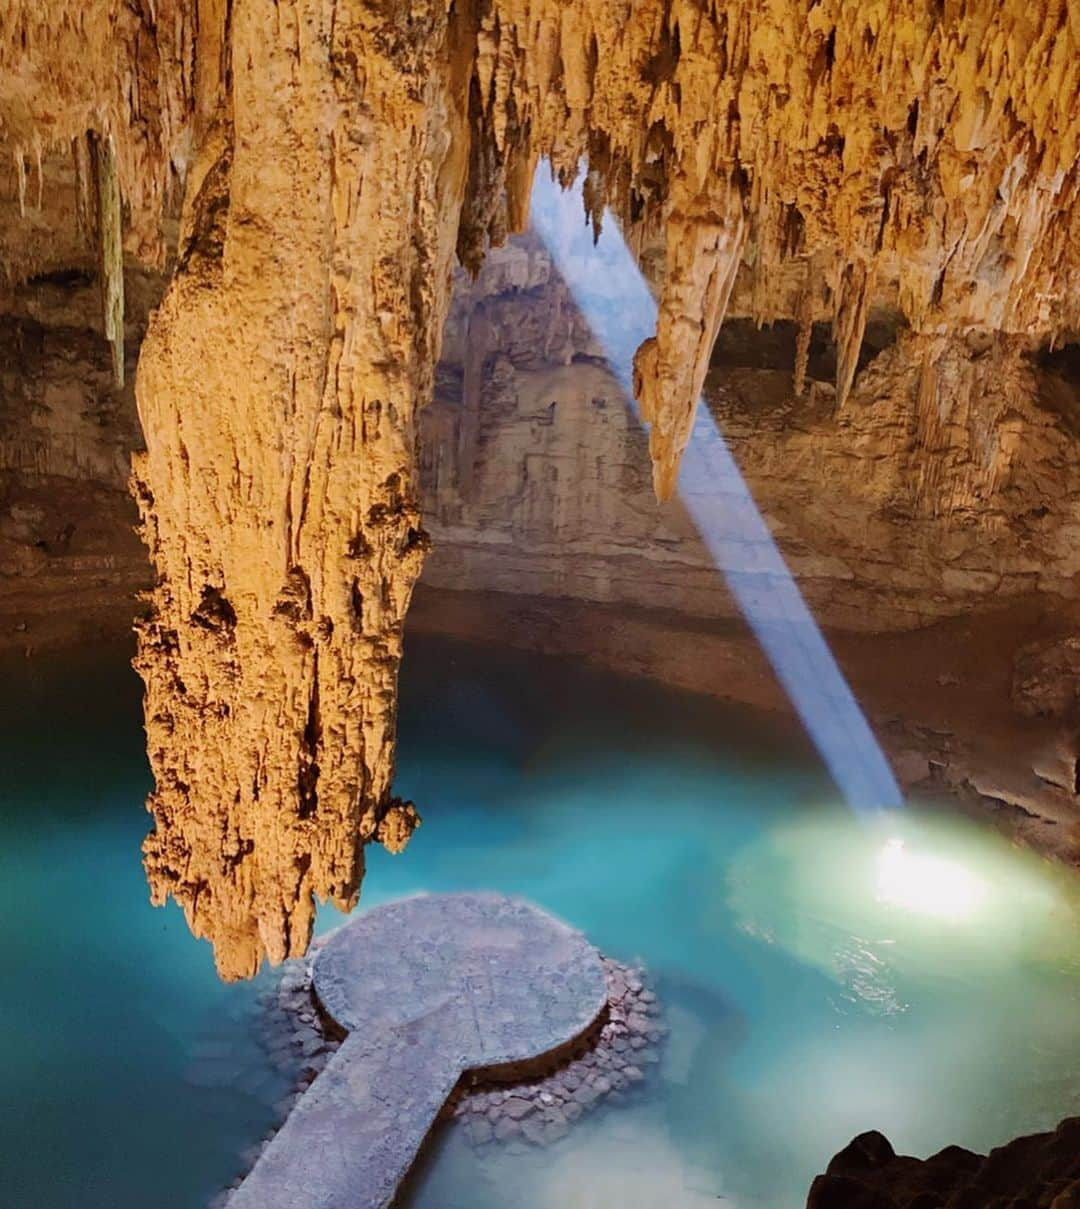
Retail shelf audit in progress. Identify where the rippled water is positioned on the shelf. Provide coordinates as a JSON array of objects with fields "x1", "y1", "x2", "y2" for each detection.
[{"x1": 2, "y1": 635, "x2": 1078, "y2": 1208}]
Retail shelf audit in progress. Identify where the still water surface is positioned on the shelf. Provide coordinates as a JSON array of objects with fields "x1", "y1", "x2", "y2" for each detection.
[{"x1": 1, "y1": 635, "x2": 1077, "y2": 1207}]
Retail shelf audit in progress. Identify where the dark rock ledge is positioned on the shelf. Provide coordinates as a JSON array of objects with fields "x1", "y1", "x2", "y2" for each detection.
[{"x1": 809, "y1": 1119, "x2": 1080, "y2": 1209}]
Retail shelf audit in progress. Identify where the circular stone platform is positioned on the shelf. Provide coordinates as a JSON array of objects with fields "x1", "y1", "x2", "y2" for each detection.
[
  {"x1": 313, "y1": 892, "x2": 608, "y2": 1071},
  {"x1": 228, "y1": 893, "x2": 608, "y2": 1209}
]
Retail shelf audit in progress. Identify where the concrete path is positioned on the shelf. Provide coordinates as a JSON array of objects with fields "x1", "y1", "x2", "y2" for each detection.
[{"x1": 228, "y1": 892, "x2": 607, "y2": 1209}]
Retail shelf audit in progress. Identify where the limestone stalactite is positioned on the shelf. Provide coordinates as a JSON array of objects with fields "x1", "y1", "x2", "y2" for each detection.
[
  {"x1": 1, "y1": 0, "x2": 1078, "y2": 974},
  {"x1": 92, "y1": 133, "x2": 124, "y2": 388},
  {"x1": 131, "y1": 0, "x2": 469, "y2": 979}
]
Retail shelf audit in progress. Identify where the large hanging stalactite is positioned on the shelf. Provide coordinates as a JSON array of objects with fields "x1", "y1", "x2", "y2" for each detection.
[{"x1": 131, "y1": 0, "x2": 472, "y2": 979}]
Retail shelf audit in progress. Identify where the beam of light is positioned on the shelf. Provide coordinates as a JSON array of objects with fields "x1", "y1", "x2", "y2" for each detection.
[
  {"x1": 876, "y1": 838, "x2": 986, "y2": 920},
  {"x1": 528, "y1": 168, "x2": 902, "y2": 812}
]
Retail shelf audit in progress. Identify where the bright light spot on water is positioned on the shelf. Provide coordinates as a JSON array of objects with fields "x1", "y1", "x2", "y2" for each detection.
[
  {"x1": 527, "y1": 167, "x2": 901, "y2": 814},
  {"x1": 727, "y1": 809, "x2": 1074, "y2": 994},
  {"x1": 877, "y1": 837, "x2": 987, "y2": 921}
]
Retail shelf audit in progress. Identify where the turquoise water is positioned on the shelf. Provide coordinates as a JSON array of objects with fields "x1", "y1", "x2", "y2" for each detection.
[{"x1": 2, "y1": 635, "x2": 1078, "y2": 1208}]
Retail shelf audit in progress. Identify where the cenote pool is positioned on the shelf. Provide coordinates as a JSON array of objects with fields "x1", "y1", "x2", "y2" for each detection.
[{"x1": 2, "y1": 634, "x2": 1078, "y2": 1208}]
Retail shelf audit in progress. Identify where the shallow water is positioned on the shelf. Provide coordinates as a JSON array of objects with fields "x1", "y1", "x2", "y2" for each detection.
[{"x1": 1, "y1": 635, "x2": 1078, "y2": 1208}]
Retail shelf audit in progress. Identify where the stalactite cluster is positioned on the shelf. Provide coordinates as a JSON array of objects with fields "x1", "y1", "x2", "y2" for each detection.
[
  {"x1": 0, "y1": 1, "x2": 191, "y2": 273},
  {"x1": 0, "y1": 0, "x2": 1076, "y2": 975}
]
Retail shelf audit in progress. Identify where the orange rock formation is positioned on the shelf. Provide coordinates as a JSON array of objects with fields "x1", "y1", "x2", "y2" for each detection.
[{"x1": 0, "y1": 1, "x2": 1077, "y2": 975}]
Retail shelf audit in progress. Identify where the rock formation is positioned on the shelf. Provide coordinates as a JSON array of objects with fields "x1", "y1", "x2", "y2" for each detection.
[
  {"x1": 808, "y1": 1120, "x2": 1080, "y2": 1209},
  {"x1": 1, "y1": 1, "x2": 1078, "y2": 974},
  {"x1": 0, "y1": 267, "x2": 159, "y2": 649},
  {"x1": 416, "y1": 233, "x2": 1080, "y2": 850},
  {"x1": 130, "y1": 1, "x2": 463, "y2": 978},
  {"x1": 423, "y1": 234, "x2": 1080, "y2": 634}
]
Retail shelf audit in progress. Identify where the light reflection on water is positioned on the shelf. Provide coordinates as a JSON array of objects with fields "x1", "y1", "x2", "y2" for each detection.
[{"x1": 1, "y1": 635, "x2": 1078, "y2": 1209}]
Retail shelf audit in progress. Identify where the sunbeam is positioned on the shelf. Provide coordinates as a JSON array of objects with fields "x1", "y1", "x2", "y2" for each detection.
[{"x1": 528, "y1": 169, "x2": 902, "y2": 812}]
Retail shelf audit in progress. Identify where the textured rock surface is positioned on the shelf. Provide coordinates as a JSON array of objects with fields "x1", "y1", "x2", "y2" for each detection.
[
  {"x1": 808, "y1": 1120, "x2": 1080, "y2": 1209},
  {"x1": 130, "y1": 3, "x2": 464, "y2": 979},
  {"x1": 0, "y1": 269, "x2": 159, "y2": 650},
  {"x1": 449, "y1": 954, "x2": 665, "y2": 1149},
  {"x1": 422, "y1": 235, "x2": 1080, "y2": 634},
  {"x1": 1, "y1": 1, "x2": 1079, "y2": 972},
  {"x1": 0, "y1": 3, "x2": 191, "y2": 277},
  {"x1": 1013, "y1": 636, "x2": 1080, "y2": 720}
]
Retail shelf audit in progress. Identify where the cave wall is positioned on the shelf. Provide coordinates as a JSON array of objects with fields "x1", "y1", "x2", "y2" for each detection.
[
  {"x1": 421, "y1": 234, "x2": 1080, "y2": 634},
  {"x1": 0, "y1": 269, "x2": 158, "y2": 648}
]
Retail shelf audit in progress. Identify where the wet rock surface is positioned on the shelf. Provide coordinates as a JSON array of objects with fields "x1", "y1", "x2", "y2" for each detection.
[{"x1": 808, "y1": 1119, "x2": 1080, "y2": 1209}]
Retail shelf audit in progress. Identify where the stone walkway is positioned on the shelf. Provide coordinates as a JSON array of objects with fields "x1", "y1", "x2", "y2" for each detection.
[{"x1": 227, "y1": 893, "x2": 607, "y2": 1209}]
